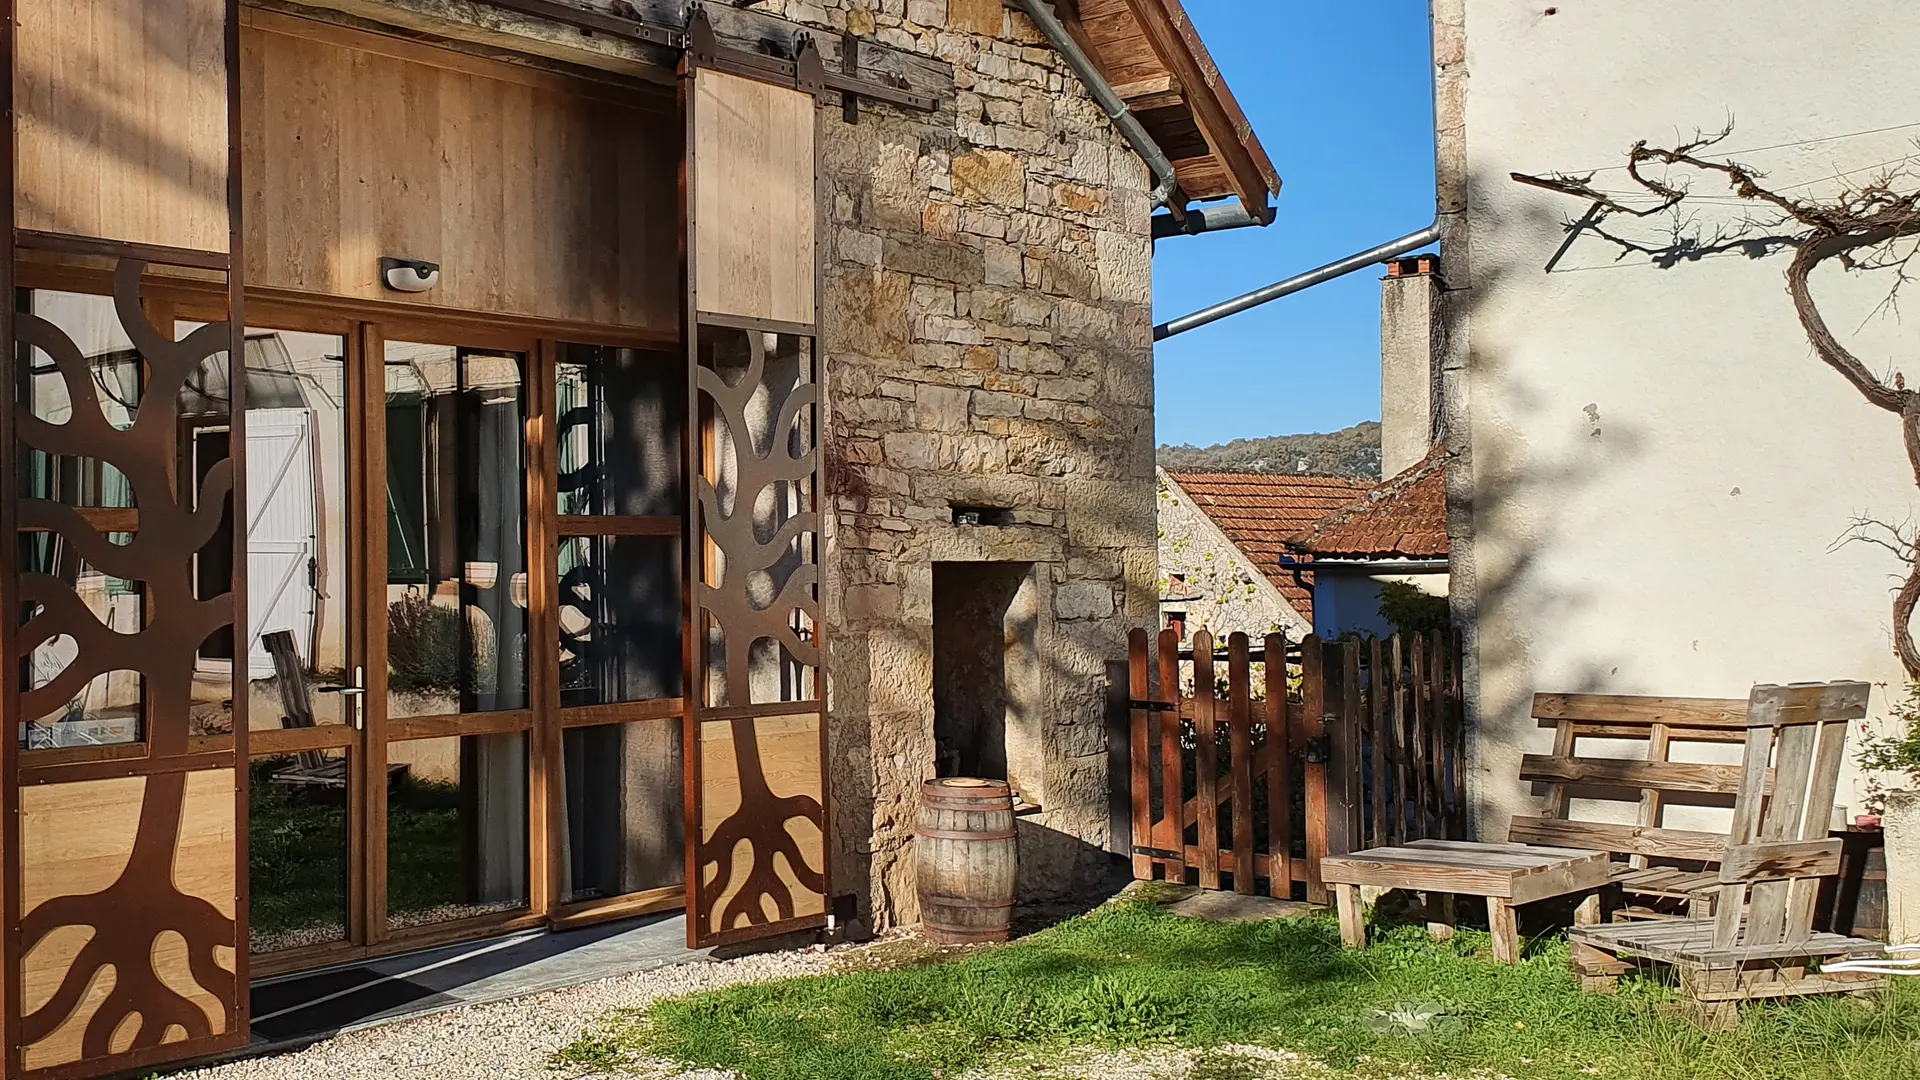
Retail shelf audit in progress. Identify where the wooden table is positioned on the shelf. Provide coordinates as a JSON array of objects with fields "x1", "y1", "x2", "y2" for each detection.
[{"x1": 1320, "y1": 839, "x2": 1614, "y2": 962}]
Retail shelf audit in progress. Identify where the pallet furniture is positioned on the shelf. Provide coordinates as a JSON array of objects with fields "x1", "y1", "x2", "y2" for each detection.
[
  {"x1": 1571, "y1": 682, "x2": 1887, "y2": 1027},
  {"x1": 1323, "y1": 690, "x2": 1756, "y2": 960},
  {"x1": 1325, "y1": 840, "x2": 1613, "y2": 962}
]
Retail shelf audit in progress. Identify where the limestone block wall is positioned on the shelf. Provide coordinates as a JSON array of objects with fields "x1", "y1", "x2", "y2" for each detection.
[
  {"x1": 744, "y1": 0, "x2": 1159, "y2": 927},
  {"x1": 1155, "y1": 472, "x2": 1311, "y2": 644}
]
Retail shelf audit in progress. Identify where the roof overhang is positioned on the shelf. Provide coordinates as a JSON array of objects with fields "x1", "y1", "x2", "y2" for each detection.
[{"x1": 1052, "y1": 0, "x2": 1280, "y2": 216}]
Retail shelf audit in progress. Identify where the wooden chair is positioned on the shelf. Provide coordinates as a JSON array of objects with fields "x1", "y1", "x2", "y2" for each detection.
[
  {"x1": 1323, "y1": 684, "x2": 1872, "y2": 970},
  {"x1": 1571, "y1": 682, "x2": 1887, "y2": 1027}
]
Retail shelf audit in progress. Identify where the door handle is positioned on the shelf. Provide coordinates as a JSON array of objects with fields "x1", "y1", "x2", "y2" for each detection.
[{"x1": 318, "y1": 666, "x2": 368, "y2": 729}]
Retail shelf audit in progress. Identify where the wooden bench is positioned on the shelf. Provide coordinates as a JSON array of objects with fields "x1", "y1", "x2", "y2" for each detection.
[
  {"x1": 1511, "y1": 691, "x2": 1757, "y2": 919},
  {"x1": 1571, "y1": 682, "x2": 1886, "y2": 1027},
  {"x1": 1324, "y1": 684, "x2": 1870, "y2": 969}
]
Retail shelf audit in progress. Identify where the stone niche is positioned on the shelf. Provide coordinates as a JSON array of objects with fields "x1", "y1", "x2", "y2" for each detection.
[{"x1": 931, "y1": 560, "x2": 1046, "y2": 807}]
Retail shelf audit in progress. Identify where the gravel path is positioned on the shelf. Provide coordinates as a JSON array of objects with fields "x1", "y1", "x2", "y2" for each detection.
[{"x1": 177, "y1": 948, "x2": 839, "y2": 1080}]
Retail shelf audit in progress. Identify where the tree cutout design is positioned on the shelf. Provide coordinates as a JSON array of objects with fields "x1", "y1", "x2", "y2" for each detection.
[
  {"x1": 691, "y1": 324, "x2": 826, "y2": 940},
  {"x1": 697, "y1": 720, "x2": 827, "y2": 934},
  {"x1": 13, "y1": 259, "x2": 239, "y2": 1061},
  {"x1": 19, "y1": 774, "x2": 235, "y2": 1055},
  {"x1": 694, "y1": 327, "x2": 819, "y2": 707}
]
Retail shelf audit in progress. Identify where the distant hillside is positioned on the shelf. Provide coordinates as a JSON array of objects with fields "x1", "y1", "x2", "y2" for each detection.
[{"x1": 1158, "y1": 421, "x2": 1382, "y2": 480}]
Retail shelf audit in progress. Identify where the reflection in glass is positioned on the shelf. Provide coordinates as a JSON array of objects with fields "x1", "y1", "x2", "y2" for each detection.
[
  {"x1": 249, "y1": 750, "x2": 350, "y2": 953},
  {"x1": 560, "y1": 722, "x2": 685, "y2": 903},
  {"x1": 555, "y1": 345, "x2": 682, "y2": 516},
  {"x1": 384, "y1": 344, "x2": 528, "y2": 718},
  {"x1": 177, "y1": 326, "x2": 358, "y2": 740},
  {"x1": 558, "y1": 535, "x2": 681, "y2": 708},
  {"x1": 16, "y1": 291, "x2": 147, "y2": 747},
  {"x1": 386, "y1": 734, "x2": 529, "y2": 928}
]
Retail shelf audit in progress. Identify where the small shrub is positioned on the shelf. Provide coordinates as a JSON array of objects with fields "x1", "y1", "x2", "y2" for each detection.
[
  {"x1": 1378, "y1": 580, "x2": 1451, "y2": 637},
  {"x1": 387, "y1": 592, "x2": 463, "y2": 695}
]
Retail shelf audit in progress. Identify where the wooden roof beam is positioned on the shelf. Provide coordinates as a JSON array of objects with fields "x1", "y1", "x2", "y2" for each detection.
[{"x1": 1118, "y1": 0, "x2": 1278, "y2": 216}]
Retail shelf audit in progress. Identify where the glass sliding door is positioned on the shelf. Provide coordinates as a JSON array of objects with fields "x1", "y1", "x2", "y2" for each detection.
[
  {"x1": 378, "y1": 339, "x2": 533, "y2": 932},
  {"x1": 552, "y1": 345, "x2": 687, "y2": 910}
]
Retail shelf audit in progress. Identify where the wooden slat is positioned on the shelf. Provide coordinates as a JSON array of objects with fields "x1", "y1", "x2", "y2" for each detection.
[
  {"x1": 1228, "y1": 633, "x2": 1254, "y2": 894},
  {"x1": 1264, "y1": 633, "x2": 1290, "y2": 898},
  {"x1": 1193, "y1": 630, "x2": 1220, "y2": 890},
  {"x1": 1720, "y1": 840, "x2": 1842, "y2": 884},
  {"x1": 1337, "y1": 640, "x2": 1361, "y2": 856},
  {"x1": 1300, "y1": 635, "x2": 1327, "y2": 903},
  {"x1": 558, "y1": 698, "x2": 686, "y2": 728},
  {"x1": 1507, "y1": 815, "x2": 1728, "y2": 862},
  {"x1": 1714, "y1": 687, "x2": 1783, "y2": 949},
  {"x1": 1745, "y1": 715, "x2": 1818, "y2": 944},
  {"x1": 1368, "y1": 636, "x2": 1388, "y2": 850},
  {"x1": 1128, "y1": 629, "x2": 1153, "y2": 880},
  {"x1": 1446, "y1": 630, "x2": 1467, "y2": 838},
  {"x1": 555, "y1": 514, "x2": 683, "y2": 537},
  {"x1": 1787, "y1": 718, "x2": 1851, "y2": 940},
  {"x1": 1519, "y1": 754, "x2": 1758, "y2": 795},
  {"x1": 249, "y1": 725, "x2": 358, "y2": 756},
  {"x1": 1410, "y1": 634, "x2": 1431, "y2": 839},
  {"x1": 693, "y1": 69, "x2": 816, "y2": 325},
  {"x1": 1427, "y1": 632, "x2": 1451, "y2": 837},
  {"x1": 1156, "y1": 628, "x2": 1184, "y2": 881},
  {"x1": 1634, "y1": 719, "x2": 1674, "y2": 869},
  {"x1": 1390, "y1": 635, "x2": 1409, "y2": 846},
  {"x1": 387, "y1": 710, "x2": 535, "y2": 741},
  {"x1": 1531, "y1": 693, "x2": 1748, "y2": 728}
]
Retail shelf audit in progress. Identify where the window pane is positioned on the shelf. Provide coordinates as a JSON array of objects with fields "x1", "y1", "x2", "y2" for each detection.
[
  {"x1": 555, "y1": 345, "x2": 682, "y2": 517},
  {"x1": 386, "y1": 733, "x2": 529, "y2": 929},
  {"x1": 559, "y1": 534, "x2": 681, "y2": 707},
  {"x1": 384, "y1": 343, "x2": 529, "y2": 718},
  {"x1": 560, "y1": 721, "x2": 684, "y2": 903},
  {"x1": 249, "y1": 751, "x2": 350, "y2": 953}
]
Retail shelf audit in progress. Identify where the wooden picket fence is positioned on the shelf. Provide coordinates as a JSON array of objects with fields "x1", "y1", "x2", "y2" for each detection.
[{"x1": 1126, "y1": 627, "x2": 1468, "y2": 903}]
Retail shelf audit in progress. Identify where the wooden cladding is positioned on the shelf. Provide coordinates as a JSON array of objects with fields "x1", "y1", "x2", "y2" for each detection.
[
  {"x1": 692, "y1": 71, "x2": 817, "y2": 326},
  {"x1": 15, "y1": 0, "x2": 233, "y2": 254},
  {"x1": 240, "y1": 12, "x2": 679, "y2": 331}
]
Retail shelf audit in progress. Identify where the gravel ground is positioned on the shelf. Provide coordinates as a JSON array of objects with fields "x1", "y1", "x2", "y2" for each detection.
[{"x1": 175, "y1": 947, "x2": 839, "y2": 1080}]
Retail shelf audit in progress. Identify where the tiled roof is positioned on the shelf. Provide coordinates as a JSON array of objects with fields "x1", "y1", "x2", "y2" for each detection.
[
  {"x1": 1165, "y1": 471, "x2": 1375, "y2": 620},
  {"x1": 1289, "y1": 452, "x2": 1449, "y2": 560}
]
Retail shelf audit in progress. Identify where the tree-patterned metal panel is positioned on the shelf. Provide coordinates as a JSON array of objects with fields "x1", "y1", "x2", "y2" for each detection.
[{"x1": 686, "y1": 320, "x2": 828, "y2": 947}]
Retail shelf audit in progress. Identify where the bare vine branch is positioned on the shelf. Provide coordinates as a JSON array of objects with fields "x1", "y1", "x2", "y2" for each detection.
[{"x1": 1515, "y1": 125, "x2": 1920, "y2": 676}]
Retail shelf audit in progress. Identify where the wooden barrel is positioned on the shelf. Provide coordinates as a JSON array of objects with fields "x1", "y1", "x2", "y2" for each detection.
[{"x1": 916, "y1": 778, "x2": 1017, "y2": 944}]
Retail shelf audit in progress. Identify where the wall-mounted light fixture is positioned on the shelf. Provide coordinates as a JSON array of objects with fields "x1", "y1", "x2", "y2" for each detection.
[{"x1": 380, "y1": 256, "x2": 440, "y2": 293}]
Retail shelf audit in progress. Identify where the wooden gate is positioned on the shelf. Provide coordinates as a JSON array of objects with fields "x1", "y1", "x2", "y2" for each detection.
[{"x1": 1126, "y1": 628, "x2": 1467, "y2": 903}]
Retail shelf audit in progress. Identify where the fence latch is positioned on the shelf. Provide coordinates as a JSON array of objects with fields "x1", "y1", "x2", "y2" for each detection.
[{"x1": 1303, "y1": 735, "x2": 1330, "y2": 763}]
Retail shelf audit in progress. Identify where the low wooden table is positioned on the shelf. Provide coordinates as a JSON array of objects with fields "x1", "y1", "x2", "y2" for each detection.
[{"x1": 1320, "y1": 840, "x2": 1614, "y2": 962}]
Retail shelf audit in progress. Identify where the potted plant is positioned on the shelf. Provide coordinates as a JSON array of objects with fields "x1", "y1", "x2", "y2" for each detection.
[{"x1": 1857, "y1": 685, "x2": 1920, "y2": 943}]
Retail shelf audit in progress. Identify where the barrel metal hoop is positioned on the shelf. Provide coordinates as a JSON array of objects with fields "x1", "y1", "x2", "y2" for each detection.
[
  {"x1": 924, "y1": 897, "x2": 1016, "y2": 910},
  {"x1": 917, "y1": 827, "x2": 1017, "y2": 841}
]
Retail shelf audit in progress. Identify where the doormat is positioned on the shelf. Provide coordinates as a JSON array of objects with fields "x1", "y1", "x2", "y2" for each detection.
[{"x1": 251, "y1": 966, "x2": 458, "y2": 1042}]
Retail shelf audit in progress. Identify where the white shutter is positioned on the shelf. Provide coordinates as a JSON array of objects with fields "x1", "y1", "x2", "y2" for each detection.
[{"x1": 245, "y1": 408, "x2": 319, "y2": 679}]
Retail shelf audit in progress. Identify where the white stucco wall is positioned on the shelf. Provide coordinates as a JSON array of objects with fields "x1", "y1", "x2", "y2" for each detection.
[{"x1": 1452, "y1": 0, "x2": 1920, "y2": 834}]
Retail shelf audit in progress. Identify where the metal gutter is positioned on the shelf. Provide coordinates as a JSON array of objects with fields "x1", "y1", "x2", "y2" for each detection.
[
  {"x1": 1279, "y1": 557, "x2": 1449, "y2": 574},
  {"x1": 1151, "y1": 202, "x2": 1272, "y2": 240},
  {"x1": 1154, "y1": 221, "x2": 1442, "y2": 340}
]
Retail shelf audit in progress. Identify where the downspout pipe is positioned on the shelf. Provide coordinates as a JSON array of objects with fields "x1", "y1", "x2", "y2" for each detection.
[
  {"x1": 1154, "y1": 221, "x2": 1442, "y2": 340},
  {"x1": 1008, "y1": 0, "x2": 1183, "y2": 210}
]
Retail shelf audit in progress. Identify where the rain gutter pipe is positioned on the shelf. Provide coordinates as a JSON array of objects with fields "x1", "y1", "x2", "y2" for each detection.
[{"x1": 1154, "y1": 220, "x2": 1443, "y2": 340}]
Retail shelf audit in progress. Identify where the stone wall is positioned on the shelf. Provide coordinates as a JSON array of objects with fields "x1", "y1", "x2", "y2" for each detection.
[
  {"x1": 1156, "y1": 471, "x2": 1310, "y2": 645},
  {"x1": 742, "y1": 0, "x2": 1159, "y2": 927}
]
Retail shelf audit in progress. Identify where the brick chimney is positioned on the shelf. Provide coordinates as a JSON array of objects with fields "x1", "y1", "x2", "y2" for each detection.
[{"x1": 1380, "y1": 254, "x2": 1440, "y2": 477}]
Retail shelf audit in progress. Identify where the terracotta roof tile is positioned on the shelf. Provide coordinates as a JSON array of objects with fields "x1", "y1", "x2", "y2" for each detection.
[
  {"x1": 1289, "y1": 452, "x2": 1449, "y2": 560},
  {"x1": 1164, "y1": 471, "x2": 1375, "y2": 621}
]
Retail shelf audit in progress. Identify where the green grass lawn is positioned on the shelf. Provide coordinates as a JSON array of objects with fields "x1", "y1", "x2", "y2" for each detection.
[{"x1": 558, "y1": 896, "x2": 1919, "y2": 1080}]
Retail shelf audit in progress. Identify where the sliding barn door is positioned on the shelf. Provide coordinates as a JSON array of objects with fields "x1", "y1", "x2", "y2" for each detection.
[
  {"x1": 4, "y1": 0, "x2": 250, "y2": 1075},
  {"x1": 682, "y1": 61, "x2": 829, "y2": 949}
]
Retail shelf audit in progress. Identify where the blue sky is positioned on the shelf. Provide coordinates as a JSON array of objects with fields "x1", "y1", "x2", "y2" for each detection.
[{"x1": 1152, "y1": 3, "x2": 1436, "y2": 449}]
